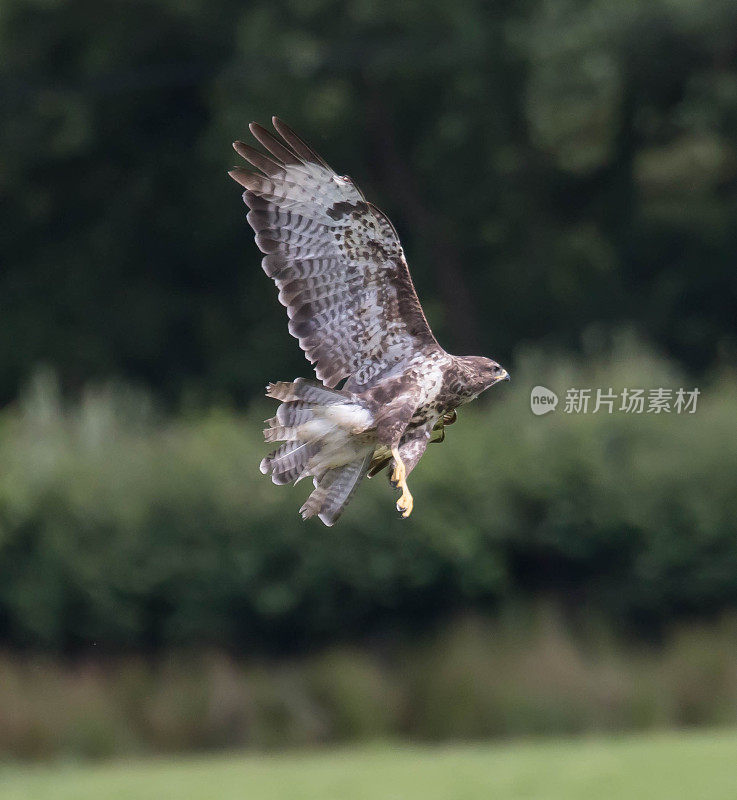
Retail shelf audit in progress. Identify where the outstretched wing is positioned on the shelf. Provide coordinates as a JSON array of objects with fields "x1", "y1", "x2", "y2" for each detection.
[{"x1": 229, "y1": 117, "x2": 440, "y2": 390}]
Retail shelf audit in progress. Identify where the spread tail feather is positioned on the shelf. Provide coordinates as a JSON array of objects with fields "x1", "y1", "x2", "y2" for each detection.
[
  {"x1": 261, "y1": 379, "x2": 375, "y2": 524},
  {"x1": 299, "y1": 450, "x2": 373, "y2": 526},
  {"x1": 259, "y1": 439, "x2": 322, "y2": 484}
]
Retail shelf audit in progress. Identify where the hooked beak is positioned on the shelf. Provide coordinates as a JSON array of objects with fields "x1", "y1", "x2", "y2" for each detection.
[{"x1": 496, "y1": 369, "x2": 510, "y2": 384}]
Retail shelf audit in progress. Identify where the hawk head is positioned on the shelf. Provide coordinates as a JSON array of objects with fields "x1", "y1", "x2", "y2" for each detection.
[{"x1": 456, "y1": 355, "x2": 510, "y2": 400}]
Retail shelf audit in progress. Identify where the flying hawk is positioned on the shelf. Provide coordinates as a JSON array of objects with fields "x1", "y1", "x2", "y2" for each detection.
[{"x1": 229, "y1": 118, "x2": 509, "y2": 526}]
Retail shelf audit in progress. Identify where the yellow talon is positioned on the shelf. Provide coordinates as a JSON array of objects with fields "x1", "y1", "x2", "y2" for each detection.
[
  {"x1": 391, "y1": 448, "x2": 414, "y2": 518},
  {"x1": 396, "y1": 487, "x2": 413, "y2": 517}
]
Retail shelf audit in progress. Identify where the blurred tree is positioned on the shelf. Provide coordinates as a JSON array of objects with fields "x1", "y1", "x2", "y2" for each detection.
[{"x1": 1, "y1": 0, "x2": 736, "y2": 406}]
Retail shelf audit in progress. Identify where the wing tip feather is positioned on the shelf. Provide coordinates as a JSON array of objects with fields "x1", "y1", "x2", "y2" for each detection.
[
  {"x1": 231, "y1": 116, "x2": 438, "y2": 393},
  {"x1": 228, "y1": 167, "x2": 259, "y2": 190}
]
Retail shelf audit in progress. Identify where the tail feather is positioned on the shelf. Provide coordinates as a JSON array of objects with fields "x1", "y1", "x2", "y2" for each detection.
[
  {"x1": 276, "y1": 402, "x2": 315, "y2": 427},
  {"x1": 260, "y1": 439, "x2": 322, "y2": 485},
  {"x1": 260, "y1": 379, "x2": 375, "y2": 523},
  {"x1": 300, "y1": 450, "x2": 373, "y2": 526},
  {"x1": 263, "y1": 403, "x2": 317, "y2": 438},
  {"x1": 263, "y1": 425, "x2": 299, "y2": 443}
]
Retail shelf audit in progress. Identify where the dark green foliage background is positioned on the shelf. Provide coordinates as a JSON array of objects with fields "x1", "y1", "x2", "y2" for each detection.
[{"x1": 2, "y1": 0, "x2": 736, "y2": 405}]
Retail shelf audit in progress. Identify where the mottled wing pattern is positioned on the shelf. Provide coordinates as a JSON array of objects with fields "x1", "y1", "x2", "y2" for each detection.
[{"x1": 229, "y1": 117, "x2": 439, "y2": 389}]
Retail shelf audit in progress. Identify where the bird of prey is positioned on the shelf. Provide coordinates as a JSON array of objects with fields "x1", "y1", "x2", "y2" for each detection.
[{"x1": 229, "y1": 117, "x2": 509, "y2": 526}]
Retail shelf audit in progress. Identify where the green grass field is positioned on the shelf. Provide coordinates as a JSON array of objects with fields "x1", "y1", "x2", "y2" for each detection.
[{"x1": 2, "y1": 730, "x2": 736, "y2": 800}]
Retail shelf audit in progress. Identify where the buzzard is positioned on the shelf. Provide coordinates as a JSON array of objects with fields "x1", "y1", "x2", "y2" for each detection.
[{"x1": 229, "y1": 118, "x2": 509, "y2": 526}]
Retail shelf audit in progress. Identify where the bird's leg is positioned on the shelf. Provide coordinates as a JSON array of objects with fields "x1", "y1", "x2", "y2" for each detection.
[{"x1": 390, "y1": 447, "x2": 413, "y2": 518}]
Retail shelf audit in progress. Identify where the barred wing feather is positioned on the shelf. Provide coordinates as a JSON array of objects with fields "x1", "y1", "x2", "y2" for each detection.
[{"x1": 229, "y1": 117, "x2": 439, "y2": 390}]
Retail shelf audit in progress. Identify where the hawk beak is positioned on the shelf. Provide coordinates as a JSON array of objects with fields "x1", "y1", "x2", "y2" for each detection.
[{"x1": 497, "y1": 369, "x2": 510, "y2": 383}]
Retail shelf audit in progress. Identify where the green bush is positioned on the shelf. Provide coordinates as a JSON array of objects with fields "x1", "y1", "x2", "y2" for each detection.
[
  {"x1": 2, "y1": 611, "x2": 737, "y2": 760},
  {"x1": 0, "y1": 340, "x2": 735, "y2": 652}
]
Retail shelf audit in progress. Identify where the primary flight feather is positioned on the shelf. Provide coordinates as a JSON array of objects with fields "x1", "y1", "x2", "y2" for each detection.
[{"x1": 230, "y1": 117, "x2": 509, "y2": 526}]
